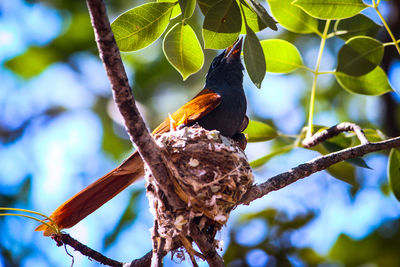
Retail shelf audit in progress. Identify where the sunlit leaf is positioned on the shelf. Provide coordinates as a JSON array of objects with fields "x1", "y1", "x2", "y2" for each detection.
[
  {"x1": 335, "y1": 66, "x2": 393, "y2": 96},
  {"x1": 267, "y1": 0, "x2": 319, "y2": 34},
  {"x1": 179, "y1": 0, "x2": 196, "y2": 19},
  {"x1": 243, "y1": 120, "x2": 278, "y2": 142},
  {"x1": 363, "y1": 129, "x2": 386, "y2": 143},
  {"x1": 163, "y1": 22, "x2": 204, "y2": 80},
  {"x1": 245, "y1": 0, "x2": 278, "y2": 31},
  {"x1": 239, "y1": 0, "x2": 267, "y2": 33},
  {"x1": 112, "y1": 2, "x2": 176, "y2": 51},
  {"x1": 261, "y1": 39, "x2": 303, "y2": 73},
  {"x1": 292, "y1": 0, "x2": 368, "y2": 20},
  {"x1": 337, "y1": 36, "x2": 384, "y2": 77},
  {"x1": 388, "y1": 149, "x2": 400, "y2": 202},
  {"x1": 243, "y1": 26, "x2": 266, "y2": 88},
  {"x1": 158, "y1": 0, "x2": 182, "y2": 18},
  {"x1": 203, "y1": 0, "x2": 242, "y2": 49},
  {"x1": 334, "y1": 14, "x2": 381, "y2": 40}
]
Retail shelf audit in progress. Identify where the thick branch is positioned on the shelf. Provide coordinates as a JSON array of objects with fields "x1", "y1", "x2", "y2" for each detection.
[
  {"x1": 240, "y1": 136, "x2": 400, "y2": 205},
  {"x1": 85, "y1": 0, "x2": 184, "y2": 208}
]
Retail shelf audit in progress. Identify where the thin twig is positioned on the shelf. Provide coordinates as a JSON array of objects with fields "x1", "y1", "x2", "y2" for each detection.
[
  {"x1": 53, "y1": 233, "x2": 123, "y2": 267},
  {"x1": 240, "y1": 136, "x2": 400, "y2": 205},
  {"x1": 302, "y1": 122, "x2": 370, "y2": 148}
]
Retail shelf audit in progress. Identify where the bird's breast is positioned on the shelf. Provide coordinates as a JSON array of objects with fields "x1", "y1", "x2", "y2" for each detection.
[{"x1": 195, "y1": 88, "x2": 246, "y2": 137}]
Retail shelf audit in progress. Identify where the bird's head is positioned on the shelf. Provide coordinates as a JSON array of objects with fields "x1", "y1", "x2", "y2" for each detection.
[{"x1": 205, "y1": 38, "x2": 244, "y2": 88}]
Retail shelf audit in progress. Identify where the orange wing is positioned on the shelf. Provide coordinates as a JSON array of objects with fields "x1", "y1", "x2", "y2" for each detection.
[{"x1": 152, "y1": 88, "x2": 221, "y2": 134}]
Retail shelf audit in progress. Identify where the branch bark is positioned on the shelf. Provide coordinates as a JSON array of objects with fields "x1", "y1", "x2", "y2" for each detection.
[
  {"x1": 85, "y1": 0, "x2": 184, "y2": 206},
  {"x1": 302, "y1": 122, "x2": 370, "y2": 148},
  {"x1": 53, "y1": 233, "x2": 122, "y2": 267},
  {"x1": 190, "y1": 224, "x2": 224, "y2": 267},
  {"x1": 240, "y1": 136, "x2": 400, "y2": 205}
]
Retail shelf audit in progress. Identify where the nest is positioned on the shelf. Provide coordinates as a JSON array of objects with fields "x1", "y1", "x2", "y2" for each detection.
[{"x1": 145, "y1": 125, "x2": 253, "y2": 256}]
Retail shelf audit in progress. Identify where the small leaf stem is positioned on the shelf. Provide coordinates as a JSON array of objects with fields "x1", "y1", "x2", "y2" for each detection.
[
  {"x1": 383, "y1": 40, "x2": 400, "y2": 47},
  {"x1": 317, "y1": 71, "x2": 335, "y2": 75},
  {"x1": 306, "y1": 19, "x2": 331, "y2": 138},
  {"x1": 373, "y1": 3, "x2": 400, "y2": 55}
]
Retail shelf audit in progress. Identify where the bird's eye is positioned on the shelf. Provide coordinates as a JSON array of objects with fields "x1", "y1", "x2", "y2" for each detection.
[{"x1": 211, "y1": 60, "x2": 218, "y2": 69}]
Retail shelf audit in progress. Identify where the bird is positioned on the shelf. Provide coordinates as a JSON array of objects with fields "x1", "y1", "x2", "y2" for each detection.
[{"x1": 36, "y1": 38, "x2": 248, "y2": 235}]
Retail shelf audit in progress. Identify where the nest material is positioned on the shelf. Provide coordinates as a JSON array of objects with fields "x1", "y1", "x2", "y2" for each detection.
[{"x1": 145, "y1": 125, "x2": 253, "y2": 254}]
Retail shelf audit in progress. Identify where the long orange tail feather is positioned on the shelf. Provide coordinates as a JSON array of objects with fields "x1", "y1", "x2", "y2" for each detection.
[
  {"x1": 36, "y1": 151, "x2": 144, "y2": 235},
  {"x1": 36, "y1": 89, "x2": 222, "y2": 235}
]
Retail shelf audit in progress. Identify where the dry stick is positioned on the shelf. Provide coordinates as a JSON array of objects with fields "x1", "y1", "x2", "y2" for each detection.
[
  {"x1": 53, "y1": 234, "x2": 123, "y2": 267},
  {"x1": 240, "y1": 136, "x2": 400, "y2": 205},
  {"x1": 302, "y1": 122, "x2": 370, "y2": 148},
  {"x1": 85, "y1": 0, "x2": 185, "y2": 209}
]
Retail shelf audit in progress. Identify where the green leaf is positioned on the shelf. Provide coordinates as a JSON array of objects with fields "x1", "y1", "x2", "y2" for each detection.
[
  {"x1": 323, "y1": 141, "x2": 371, "y2": 169},
  {"x1": 243, "y1": 120, "x2": 278, "y2": 142},
  {"x1": 5, "y1": 46, "x2": 60, "y2": 79},
  {"x1": 250, "y1": 145, "x2": 294, "y2": 168},
  {"x1": 203, "y1": 0, "x2": 242, "y2": 49},
  {"x1": 261, "y1": 39, "x2": 303, "y2": 73},
  {"x1": 292, "y1": 0, "x2": 368, "y2": 20},
  {"x1": 238, "y1": 0, "x2": 267, "y2": 33},
  {"x1": 158, "y1": 0, "x2": 182, "y2": 18},
  {"x1": 198, "y1": 0, "x2": 216, "y2": 15},
  {"x1": 327, "y1": 161, "x2": 358, "y2": 187},
  {"x1": 337, "y1": 36, "x2": 384, "y2": 77},
  {"x1": 334, "y1": 14, "x2": 381, "y2": 40},
  {"x1": 163, "y1": 22, "x2": 204, "y2": 80},
  {"x1": 179, "y1": 0, "x2": 196, "y2": 19},
  {"x1": 310, "y1": 142, "x2": 357, "y2": 186},
  {"x1": 245, "y1": 0, "x2": 278, "y2": 31},
  {"x1": 335, "y1": 66, "x2": 393, "y2": 96},
  {"x1": 243, "y1": 26, "x2": 266, "y2": 88},
  {"x1": 363, "y1": 129, "x2": 386, "y2": 143},
  {"x1": 111, "y1": 2, "x2": 176, "y2": 52},
  {"x1": 267, "y1": 0, "x2": 319, "y2": 34},
  {"x1": 388, "y1": 149, "x2": 400, "y2": 202}
]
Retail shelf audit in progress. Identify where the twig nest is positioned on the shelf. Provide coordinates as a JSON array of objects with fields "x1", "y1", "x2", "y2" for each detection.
[{"x1": 145, "y1": 125, "x2": 253, "y2": 252}]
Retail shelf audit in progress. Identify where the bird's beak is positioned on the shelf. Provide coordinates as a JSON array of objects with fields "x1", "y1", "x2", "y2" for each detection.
[{"x1": 224, "y1": 37, "x2": 243, "y2": 62}]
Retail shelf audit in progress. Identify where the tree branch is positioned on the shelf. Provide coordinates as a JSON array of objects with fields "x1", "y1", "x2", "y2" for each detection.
[
  {"x1": 302, "y1": 122, "x2": 370, "y2": 148},
  {"x1": 53, "y1": 233, "x2": 122, "y2": 267},
  {"x1": 85, "y1": 0, "x2": 184, "y2": 208},
  {"x1": 240, "y1": 136, "x2": 400, "y2": 205},
  {"x1": 190, "y1": 224, "x2": 224, "y2": 267},
  {"x1": 125, "y1": 251, "x2": 152, "y2": 267}
]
